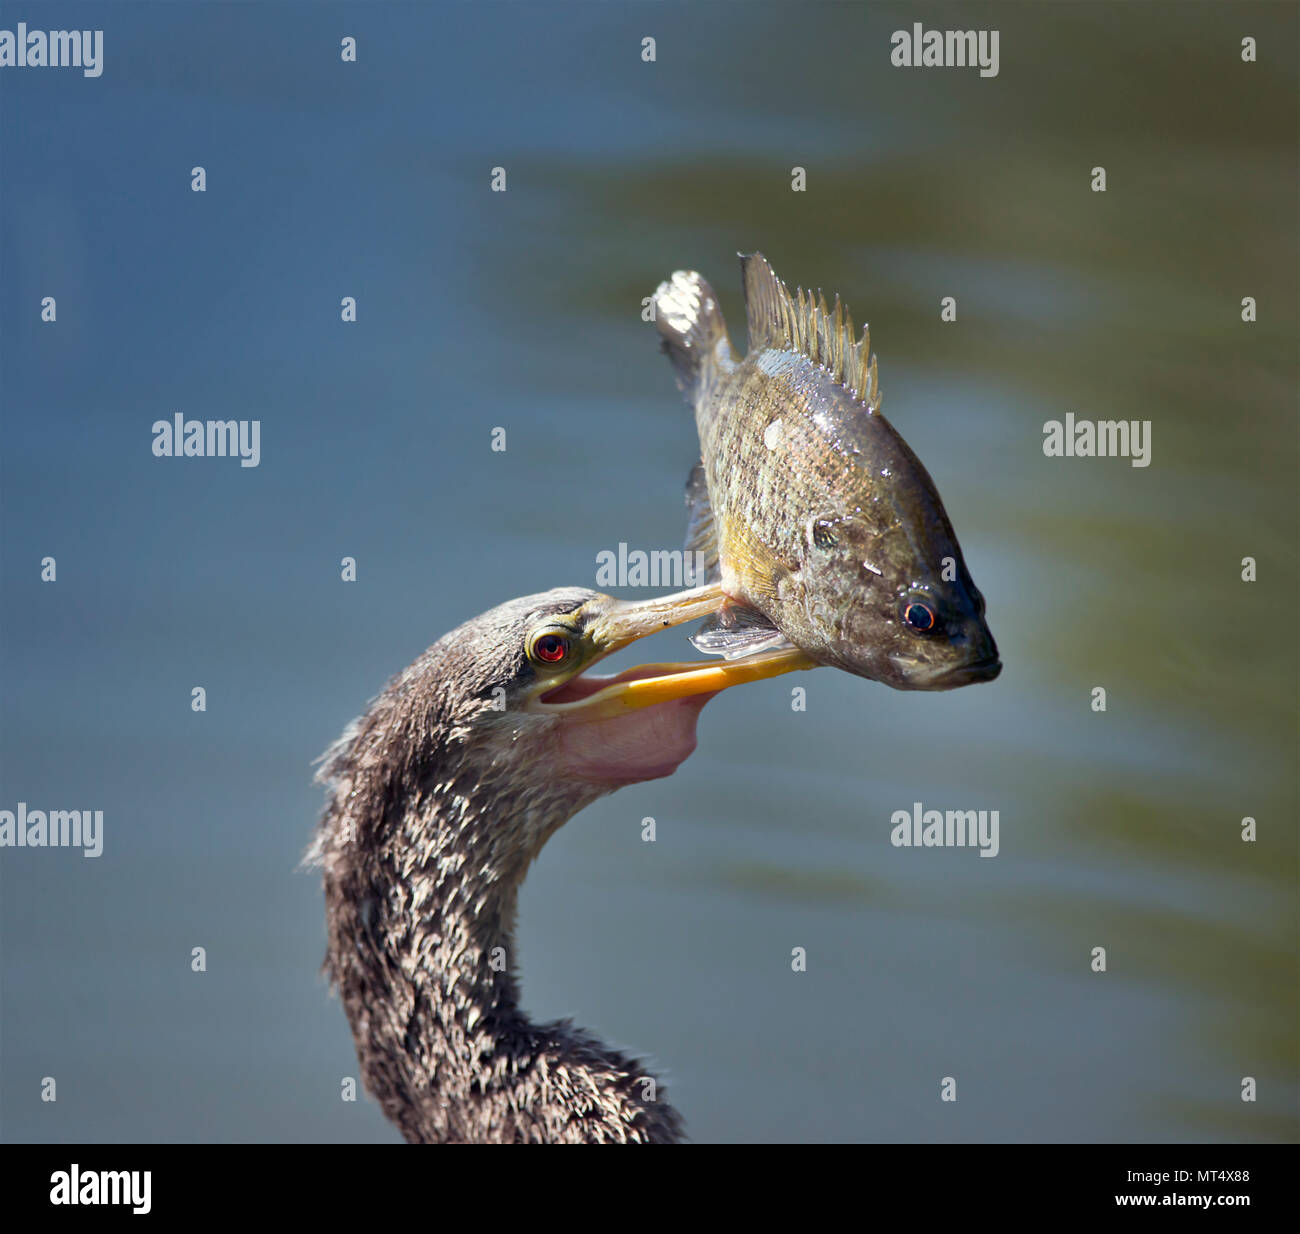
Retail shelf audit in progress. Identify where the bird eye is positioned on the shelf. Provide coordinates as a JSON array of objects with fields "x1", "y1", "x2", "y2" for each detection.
[
  {"x1": 530, "y1": 632, "x2": 570, "y2": 665},
  {"x1": 902, "y1": 601, "x2": 936, "y2": 633}
]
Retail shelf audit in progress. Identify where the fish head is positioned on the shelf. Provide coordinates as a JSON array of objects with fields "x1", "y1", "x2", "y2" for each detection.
[{"x1": 797, "y1": 474, "x2": 1000, "y2": 691}]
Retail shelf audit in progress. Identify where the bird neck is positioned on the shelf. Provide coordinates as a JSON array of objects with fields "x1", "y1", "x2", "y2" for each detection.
[{"x1": 319, "y1": 747, "x2": 683, "y2": 1144}]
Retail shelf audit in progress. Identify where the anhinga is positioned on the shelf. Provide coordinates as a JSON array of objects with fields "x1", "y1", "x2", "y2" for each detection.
[{"x1": 310, "y1": 585, "x2": 810, "y2": 1143}]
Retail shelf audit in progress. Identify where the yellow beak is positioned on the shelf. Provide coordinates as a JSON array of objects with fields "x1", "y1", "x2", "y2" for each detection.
[{"x1": 534, "y1": 584, "x2": 817, "y2": 719}]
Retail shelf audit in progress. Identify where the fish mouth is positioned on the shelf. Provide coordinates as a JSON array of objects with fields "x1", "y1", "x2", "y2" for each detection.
[
  {"x1": 921, "y1": 654, "x2": 1002, "y2": 689},
  {"x1": 528, "y1": 585, "x2": 816, "y2": 721}
]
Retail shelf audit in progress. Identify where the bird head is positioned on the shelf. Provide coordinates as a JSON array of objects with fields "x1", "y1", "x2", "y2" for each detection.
[
  {"x1": 444, "y1": 586, "x2": 813, "y2": 787},
  {"x1": 311, "y1": 586, "x2": 813, "y2": 879}
]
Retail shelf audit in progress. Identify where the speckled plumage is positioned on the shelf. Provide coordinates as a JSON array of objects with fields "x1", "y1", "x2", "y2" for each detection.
[{"x1": 310, "y1": 590, "x2": 683, "y2": 1144}]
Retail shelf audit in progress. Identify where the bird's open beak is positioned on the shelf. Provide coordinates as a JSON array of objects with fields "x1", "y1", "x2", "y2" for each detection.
[{"x1": 530, "y1": 584, "x2": 816, "y2": 720}]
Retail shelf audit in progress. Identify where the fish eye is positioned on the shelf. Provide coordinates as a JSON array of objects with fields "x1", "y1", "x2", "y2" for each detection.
[
  {"x1": 902, "y1": 601, "x2": 937, "y2": 633},
  {"x1": 528, "y1": 631, "x2": 572, "y2": 666}
]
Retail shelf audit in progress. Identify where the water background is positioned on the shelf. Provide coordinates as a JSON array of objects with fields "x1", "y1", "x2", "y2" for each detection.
[{"x1": 2, "y1": 1, "x2": 1296, "y2": 1141}]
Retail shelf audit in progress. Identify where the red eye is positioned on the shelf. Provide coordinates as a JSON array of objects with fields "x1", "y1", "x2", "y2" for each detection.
[{"x1": 533, "y1": 634, "x2": 569, "y2": 664}]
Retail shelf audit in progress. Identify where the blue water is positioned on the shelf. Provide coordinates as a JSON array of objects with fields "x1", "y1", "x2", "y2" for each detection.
[{"x1": 2, "y1": 1, "x2": 1295, "y2": 1142}]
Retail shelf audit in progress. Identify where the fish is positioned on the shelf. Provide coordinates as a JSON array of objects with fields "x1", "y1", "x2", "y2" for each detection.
[{"x1": 651, "y1": 253, "x2": 1000, "y2": 690}]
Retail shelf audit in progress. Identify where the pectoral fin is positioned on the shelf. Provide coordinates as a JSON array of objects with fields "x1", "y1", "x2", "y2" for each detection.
[{"x1": 690, "y1": 604, "x2": 794, "y2": 660}]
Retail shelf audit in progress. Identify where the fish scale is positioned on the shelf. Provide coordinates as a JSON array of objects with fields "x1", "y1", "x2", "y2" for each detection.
[{"x1": 651, "y1": 253, "x2": 1001, "y2": 691}]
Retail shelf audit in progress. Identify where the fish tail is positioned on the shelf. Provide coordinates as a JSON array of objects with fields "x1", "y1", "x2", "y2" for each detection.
[{"x1": 653, "y1": 270, "x2": 731, "y2": 401}]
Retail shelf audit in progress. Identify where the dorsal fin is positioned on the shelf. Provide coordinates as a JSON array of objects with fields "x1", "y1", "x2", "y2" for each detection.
[{"x1": 740, "y1": 252, "x2": 881, "y2": 410}]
